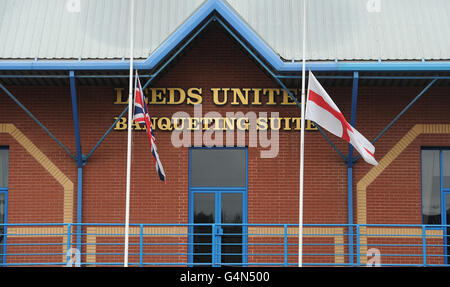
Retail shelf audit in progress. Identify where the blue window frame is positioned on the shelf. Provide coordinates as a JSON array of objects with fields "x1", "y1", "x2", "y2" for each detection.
[
  {"x1": 188, "y1": 147, "x2": 248, "y2": 266},
  {"x1": 0, "y1": 146, "x2": 9, "y2": 266},
  {"x1": 421, "y1": 147, "x2": 450, "y2": 264},
  {"x1": 421, "y1": 148, "x2": 450, "y2": 225}
]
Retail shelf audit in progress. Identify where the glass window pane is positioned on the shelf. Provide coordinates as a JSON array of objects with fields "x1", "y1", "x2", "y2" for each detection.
[
  {"x1": 193, "y1": 193, "x2": 214, "y2": 265},
  {"x1": 194, "y1": 193, "x2": 215, "y2": 224},
  {"x1": 0, "y1": 193, "x2": 4, "y2": 225},
  {"x1": 447, "y1": 194, "x2": 450, "y2": 225},
  {"x1": 191, "y1": 149, "x2": 245, "y2": 187},
  {"x1": 422, "y1": 150, "x2": 441, "y2": 224},
  {"x1": 447, "y1": 194, "x2": 450, "y2": 260},
  {"x1": 443, "y1": 151, "x2": 450, "y2": 189},
  {"x1": 221, "y1": 193, "x2": 243, "y2": 224},
  {"x1": 221, "y1": 193, "x2": 243, "y2": 265},
  {"x1": 0, "y1": 149, "x2": 8, "y2": 188},
  {"x1": 0, "y1": 193, "x2": 4, "y2": 264}
]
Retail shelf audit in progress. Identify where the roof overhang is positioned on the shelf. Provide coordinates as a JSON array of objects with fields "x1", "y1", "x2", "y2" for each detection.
[{"x1": 1, "y1": 0, "x2": 450, "y2": 73}]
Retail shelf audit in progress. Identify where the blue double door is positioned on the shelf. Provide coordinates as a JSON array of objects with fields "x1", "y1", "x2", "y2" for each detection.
[
  {"x1": 191, "y1": 190, "x2": 246, "y2": 266},
  {"x1": 189, "y1": 147, "x2": 248, "y2": 266}
]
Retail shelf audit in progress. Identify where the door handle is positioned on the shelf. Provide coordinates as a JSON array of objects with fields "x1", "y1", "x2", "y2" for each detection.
[{"x1": 215, "y1": 226, "x2": 223, "y2": 236}]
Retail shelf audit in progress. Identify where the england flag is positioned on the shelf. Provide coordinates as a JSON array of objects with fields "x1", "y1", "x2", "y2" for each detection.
[
  {"x1": 133, "y1": 71, "x2": 167, "y2": 181},
  {"x1": 305, "y1": 71, "x2": 378, "y2": 166}
]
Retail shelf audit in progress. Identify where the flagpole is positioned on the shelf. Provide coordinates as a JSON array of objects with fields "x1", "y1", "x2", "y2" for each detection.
[
  {"x1": 124, "y1": 0, "x2": 135, "y2": 267},
  {"x1": 299, "y1": 0, "x2": 307, "y2": 268}
]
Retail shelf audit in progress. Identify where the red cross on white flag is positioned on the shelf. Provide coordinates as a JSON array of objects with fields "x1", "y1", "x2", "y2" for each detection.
[{"x1": 305, "y1": 71, "x2": 378, "y2": 166}]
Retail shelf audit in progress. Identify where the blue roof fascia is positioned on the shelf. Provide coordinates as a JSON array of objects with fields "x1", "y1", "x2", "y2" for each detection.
[
  {"x1": 303, "y1": 61, "x2": 450, "y2": 72},
  {"x1": 0, "y1": 60, "x2": 142, "y2": 71},
  {"x1": 140, "y1": 0, "x2": 218, "y2": 69},
  {"x1": 0, "y1": 0, "x2": 450, "y2": 73},
  {"x1": 213, "y1": 0, "x2": 286, "y2": 70}
]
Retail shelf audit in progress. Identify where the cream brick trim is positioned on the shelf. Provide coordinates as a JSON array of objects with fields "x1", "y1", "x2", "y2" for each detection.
[
  {"x1": 84, "y1": 226, "x2": 344, "y2": 265},
  {"x1": 62, "y1": 226, "x2": 68, "y2": 263},
  {"x1": 334, "y1": 236, "x2": 345, "y2": 265},
  {"x1": 86, "y1": 227, "x2": 97, "y2": 266},
  {"x1": 365, "y1": 228, "x2": 443, "y2": 238},
  {"x1": 1, "y1": 123, "x2": 74, "y2": 265},
  {"x1": 247, "y1": 226, "x2": 344, "y2": 236},
  {"x1": 356, "y1": 124, "x2": 450, "y2": 264},
  {"x1": 0, "y1": 123, "x2": 74, "y2": 224},
  {"x1": 92, "y1": 226, "x2": 188, "y2": 237},
  {"x1": 248, "y1": 227, "x2": 345, "y2": 265},
  {"x1": 85, "y1": 226, "x2": 188, "y2": 265},
  {"x1": 358, "y1": 227, "x2": 443, "y2": 265},
  {"x1": 7, "y1": 227, "x2": 65, "y2": 237},
  {"x1": 6, "y1": 226, "x2": 69, "y2": 263}
]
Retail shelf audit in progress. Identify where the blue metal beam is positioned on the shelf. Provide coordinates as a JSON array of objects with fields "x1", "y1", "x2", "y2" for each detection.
[
  {"x1": 76, "y1": 167, "x2": 82, "y2": 259},
  {"x1": 69, "y1": 71, "x2": 83, "y2": 167},
  {"x1": 347, "y1": 72, "x2": 359, "y2": 266},
  {"x1": 1, "y1": 74, "x2": 450, "y2": 80},
  {"x1": 69, "y1": 71, "x2": 83, "y2": 260},
  {"x1": 371, "y1": 78, "x2": 438, "y2": 144},
  {"x1": 0, "y1": 82, "x2": 76, "y2": 161},
  {"x1": 353, "y1": 78, "x2": 438, "y2": 163},
  {"x1": 84, "y1": 73, "x2": 155, "y2": 162},
  {"x1": 6, "y1": 57, "x2": 450, "y2": 73},
  {"x1": 85, "y1": 106, "x2": 128, "y2": 162}
]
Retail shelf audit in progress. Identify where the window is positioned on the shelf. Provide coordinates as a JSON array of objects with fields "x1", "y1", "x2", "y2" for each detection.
[
  {"x1": 0, "y1": 148, "x2": 8, "y2": 188},
  {"x1": 0, "y1": 147, "x2": 8, "y2": 265},
  {"x1": 443, "y1": 151, "x2": 450, "y2": 189},
  {"x1": 190, "y1": 148, "x2": 246, "y2": 187},
  {"x1": 421, "y1": 149, "x2": 450, "y2": 225}
]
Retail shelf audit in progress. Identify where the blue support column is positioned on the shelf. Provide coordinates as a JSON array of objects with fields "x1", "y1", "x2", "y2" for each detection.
[
  {"x1": 69, "y1": 71, "x2": 83, "y2": 260},
  {"x1": 76, "y1": 167, "x2": 83, "y2": 257},
  {"x1": 69, "y1": 71, "x2": 83, "y2": 167},
  {"x1": 347, "y1": 71, "x2": 359, "y2": 266}
]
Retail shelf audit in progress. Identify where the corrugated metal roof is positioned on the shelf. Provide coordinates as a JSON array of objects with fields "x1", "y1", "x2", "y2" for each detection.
[
  {"x1": 0, "y1": 0, "x2": 206, "y2": 60},
  {"x1": 0, "y1": 0, "x2": 449, "y2": 61},
  {"x1": 228, "y1": 0, "x2": 450, "y2": 61}
]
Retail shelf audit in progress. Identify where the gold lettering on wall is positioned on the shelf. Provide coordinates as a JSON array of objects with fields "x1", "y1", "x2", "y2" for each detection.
[{"x1": 112, "y1": 87, "x2": 318, "y2": 132}]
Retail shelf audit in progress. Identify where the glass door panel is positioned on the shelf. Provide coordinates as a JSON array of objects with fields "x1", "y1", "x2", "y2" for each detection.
[
  {"x1": 0, "y1": 192, "x2": 5, "y2": 263},
  {"x1": 221, "y1": 193, "x2": 243, "y2": 265},
  {"x1": 0, "y1": 193, "x2": 4, "y2": 265},
  {"x1": 443, "y1": 151, "x2": 450, "y2": 189},
  {"x1": 422, "y1": 150, "x2": 441, "y2": 224},
  {"x1": 0, "y1": 149, "x2": 8, "y2": 188},
  {"x1": 193, "y1": 193, "x2": 215, "y2": 265},
  {"x1": 446, "y1": 194, "x2": 450, "y2": 263}
]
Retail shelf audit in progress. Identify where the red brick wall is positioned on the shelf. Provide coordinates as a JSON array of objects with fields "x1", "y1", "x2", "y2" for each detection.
[
  {"x1": 0, "y1": 86, "x2": 75, "y2": 223},
  {"x1": 0, "y1": 23, "x2": 449, "y2": 230}
]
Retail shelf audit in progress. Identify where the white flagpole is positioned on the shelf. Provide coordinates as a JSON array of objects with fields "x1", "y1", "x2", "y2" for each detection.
[
  {"x1": 124, "y1": 0, "x2": 135, "y2": 267},
  {"x1": 299, "y1": 0, "x2": 307, "y2": 267}
]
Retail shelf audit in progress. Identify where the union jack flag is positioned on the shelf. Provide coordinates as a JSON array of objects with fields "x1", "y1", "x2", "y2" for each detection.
[{"x1": 133, "y1": 71, "x2": 166, "y2": 182}]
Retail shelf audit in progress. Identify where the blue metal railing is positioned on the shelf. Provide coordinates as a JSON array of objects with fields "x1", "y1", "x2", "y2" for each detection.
[{"x1": 0, "y1": 223, "x2": 448, "y2": 267}]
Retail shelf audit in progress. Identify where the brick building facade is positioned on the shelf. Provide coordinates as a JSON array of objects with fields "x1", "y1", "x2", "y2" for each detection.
[
  {"x1": 1, "y1": 0, "x2": 450, "y2": 267},
  {"x1": 1, "y1": 23, "x2": 449, "y2": 266}
]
